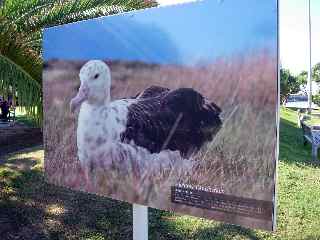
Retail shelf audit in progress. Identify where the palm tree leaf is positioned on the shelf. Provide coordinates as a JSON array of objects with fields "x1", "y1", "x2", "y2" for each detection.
[
  {"x1": 0, "y1": 22, "x2": 42, "y2": 84},
  {"x1": 2, "y1": 0, "x2": 156, "y2": 34},
  {"x1": 0, "y1": 53, "x2": 42, "y2": 123}
]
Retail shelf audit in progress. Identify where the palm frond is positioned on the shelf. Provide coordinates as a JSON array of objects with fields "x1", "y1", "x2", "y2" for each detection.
[
  {"x1": 0, "y1": 21, "x2": 42, "y2": 84},
  {"x1": 0, "y1": 53, "x2": 42, "y2": 124},
  {"x1": 2, "y1": 0, "x2": 157, "y2": 34}
]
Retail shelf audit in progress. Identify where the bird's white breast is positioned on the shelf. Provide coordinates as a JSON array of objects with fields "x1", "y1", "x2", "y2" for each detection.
[{"x1": 76, "y1": 99, "x2": 136, "y2": 165}]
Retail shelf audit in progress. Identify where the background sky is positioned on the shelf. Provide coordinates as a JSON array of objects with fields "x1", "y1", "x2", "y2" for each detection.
[
  {"x1": 279, "y1": 0, "x2": 320, "y2": 75},
  {"x1": 43, "y1": 0, "x2": 277, "y2": 66}
]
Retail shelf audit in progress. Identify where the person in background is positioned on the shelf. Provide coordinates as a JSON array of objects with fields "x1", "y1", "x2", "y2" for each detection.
[
  {"x1": 0, "y1": 96, "x2": 2, "y2": 118},
  {"x1": 0, "y1": 100, "x2": 9, "y2": 121}
]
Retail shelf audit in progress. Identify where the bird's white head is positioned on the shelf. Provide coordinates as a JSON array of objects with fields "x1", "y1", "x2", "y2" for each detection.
[{"x1": 70, "y1": 60, "x2": 111, "y2": 113}]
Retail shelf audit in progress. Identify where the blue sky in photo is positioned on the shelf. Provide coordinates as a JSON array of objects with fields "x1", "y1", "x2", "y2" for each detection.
[{"x1": 43, "y1": 0, "x2": 277, "y2": 66}]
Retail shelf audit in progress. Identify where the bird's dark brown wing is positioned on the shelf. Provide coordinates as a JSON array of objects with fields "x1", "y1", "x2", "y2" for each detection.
[
  {"x1": 121, "y1": 88, "x2": 222, "y2": 158},
  {"x1": 134, "y1": 85, "x2": 170, "y2": 99}
]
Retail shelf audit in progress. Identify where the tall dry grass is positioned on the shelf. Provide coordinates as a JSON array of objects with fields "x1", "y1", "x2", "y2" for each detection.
[{"x1": 43, "y1": 50, "x2": 277, "y2": 229}]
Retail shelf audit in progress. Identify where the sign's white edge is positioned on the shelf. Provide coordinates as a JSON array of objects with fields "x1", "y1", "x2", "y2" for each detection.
[{"x1": 273, "y1": 0, "x2": 280, "y2": 232}]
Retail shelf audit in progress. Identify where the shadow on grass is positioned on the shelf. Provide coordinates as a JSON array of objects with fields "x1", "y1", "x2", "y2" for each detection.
[
  {"x1": 279, "y1": 117, "x2": 320, "y2": 167},
  {"x1": 0, "y1": 134, "x2": 43, "y2": 159},
  {"x1": 191, "y1": 224, "x2": 261, "y2": 240},
  {"x1": 15, "y1": 115, "x2": 38, "y2": 128},
  {"x1": 0, "y1": 153, "x2": 135, "y2": 240},
  {"x1": 3, "y1": 158, "x2": 37, "y2": 171},
  {"x1": 149, "y1": 209, "x2": 264, "y2": 240}
]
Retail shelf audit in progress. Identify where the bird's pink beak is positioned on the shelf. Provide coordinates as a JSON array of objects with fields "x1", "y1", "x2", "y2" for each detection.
[{"x1": 70, "y1": 83, "x2": 89, "y2": 113}]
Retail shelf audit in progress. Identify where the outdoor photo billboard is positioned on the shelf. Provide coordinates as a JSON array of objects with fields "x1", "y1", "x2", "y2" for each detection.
[{"x1": 43, "y1": 0, "x2": 279, "y2": 231}]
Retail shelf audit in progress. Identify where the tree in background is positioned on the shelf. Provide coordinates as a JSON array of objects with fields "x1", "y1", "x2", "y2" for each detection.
[
  {"x1": 283, "y1": 63, "x2": 320, "y2": 106},
  {"x1": 297, "y1": 70, "x2": 308, "y2": 86},
  {"x1": 313, "y1": 63, "x2": 320, "y2": 82},
  {"x1": 295, "y1": 70, "x2": 308, "y2": 94},
  {"x1": 280, "y1": 68, "x2": 300, "y2": 103},
  {"x1": 310, "y1": 63, "x2": 320, "y2": 106},
  {"x1": 0, "y1": 0, "x2": 157, "y2": 124},
  {"x1": 296, "y1": 63, "x2": 320, "y2": 95}
]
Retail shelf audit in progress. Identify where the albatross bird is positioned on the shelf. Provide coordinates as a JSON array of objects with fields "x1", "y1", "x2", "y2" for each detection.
[
  {"x1": 70, "y1": 60, "x2": 222, "y2": 174},
  {"x1": 70, "y1": 60, "x2": 135, "y2": 190}
]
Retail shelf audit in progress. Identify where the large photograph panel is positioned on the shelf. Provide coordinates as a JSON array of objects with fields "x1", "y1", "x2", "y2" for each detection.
[{"x1": 43, "y1": 0, "x2": 278, "y2": 231}]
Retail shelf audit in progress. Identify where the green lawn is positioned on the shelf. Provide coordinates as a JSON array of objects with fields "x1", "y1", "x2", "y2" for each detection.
[{"x1": 0, "y1": 108, "x2": 320, "y2": 239}]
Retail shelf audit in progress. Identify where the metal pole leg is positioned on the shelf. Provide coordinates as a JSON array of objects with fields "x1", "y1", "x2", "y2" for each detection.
[
  {"x1": 312, "y1": 145, "x2": 318, "y2": 161},
  {"x1": 133, "y1": 204, "x2": 148, "y2": 240}
]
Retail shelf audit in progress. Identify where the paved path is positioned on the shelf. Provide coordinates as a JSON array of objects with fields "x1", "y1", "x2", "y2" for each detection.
[
  {"x1": 0, "y1": 122, "x2": 42, "y2": 159},
  {"x1": 0, "y1": 121, "x2": 11, "y2": 128}
]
